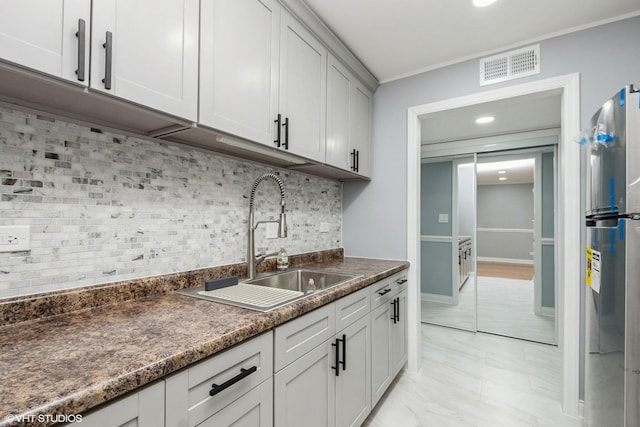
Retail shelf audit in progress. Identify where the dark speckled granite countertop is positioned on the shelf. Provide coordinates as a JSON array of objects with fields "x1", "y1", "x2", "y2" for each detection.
[{"x1": 0, "y1": 254, "x2": 408, "y2": 427}]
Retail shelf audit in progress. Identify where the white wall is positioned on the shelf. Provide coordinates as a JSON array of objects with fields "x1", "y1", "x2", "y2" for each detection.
[{"x1": 343, "y1": 15, "x2": 640, "y2": 260}]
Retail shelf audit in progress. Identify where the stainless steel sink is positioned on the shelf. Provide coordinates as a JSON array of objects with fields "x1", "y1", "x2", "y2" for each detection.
[
  {"x1": 176, "y1": 269, "x2": 362, "y2": 312},
  {"x1": 246, "y1": 269, "x2": 362, "y2": 294}
]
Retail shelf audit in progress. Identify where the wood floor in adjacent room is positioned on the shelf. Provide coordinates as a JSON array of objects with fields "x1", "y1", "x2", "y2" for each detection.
[
  {"x1": 363, "y1": 324, "x2": 582, "y2": 427},
  {"x1": 477, "y1": 261, "x2": 533, "y2": 280}
]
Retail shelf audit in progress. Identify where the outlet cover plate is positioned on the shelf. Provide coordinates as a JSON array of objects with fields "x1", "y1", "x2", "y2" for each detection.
[{"x1": 0, "y1": 225, "x2": 30, "y2": 252}]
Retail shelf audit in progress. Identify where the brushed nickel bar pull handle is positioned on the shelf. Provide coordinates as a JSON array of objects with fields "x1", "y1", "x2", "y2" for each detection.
[
  {"x1": 75, "y1": 19, "x2": 86, "y2": 82},
  {"x1": 102, "y1": 31, "x2": 113, "y2": 90}
]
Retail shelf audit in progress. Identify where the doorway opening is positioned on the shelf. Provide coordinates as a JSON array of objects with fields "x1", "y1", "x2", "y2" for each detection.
[
  {"x1": 406, "y1": 73, "x2": 581, "y2": 415},
  {"x1": 420, "y1": 147, "x2": 557, "y2": 345}
]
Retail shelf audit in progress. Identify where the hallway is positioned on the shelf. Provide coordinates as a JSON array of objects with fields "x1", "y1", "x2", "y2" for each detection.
[{"x1": 363, "y1": 324, "x2": 582, "y2": 427}]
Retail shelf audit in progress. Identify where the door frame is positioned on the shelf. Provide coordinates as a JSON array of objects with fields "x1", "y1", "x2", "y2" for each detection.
[{"x1": 406, "y1": 73, "x2": 581, "y2": 416}]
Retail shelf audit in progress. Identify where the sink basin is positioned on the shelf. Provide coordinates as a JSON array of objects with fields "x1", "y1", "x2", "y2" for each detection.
[
  {"x1": 176, "y1": 269, "x2": 362, "y2": 312},
  {"x1": 246, "y1": 269, "x2": 362, "y2": 294}
]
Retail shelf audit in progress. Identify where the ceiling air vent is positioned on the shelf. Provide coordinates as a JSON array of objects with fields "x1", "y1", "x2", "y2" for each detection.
[{"x1": 479, "y1": 44, "x2": 540, "y2": 86}]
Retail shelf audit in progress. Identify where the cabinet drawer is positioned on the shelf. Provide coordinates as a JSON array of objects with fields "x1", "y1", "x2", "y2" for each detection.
[
  {"x1": 335, "y1": 285, "x2": 370, "y2": 332},
  {"x1": 370, "y1": 276, "x2": 394, "y2": 309},
  {"x1": 371, "y1": 272, "x2": 408, "y2": 309},
  {"x1": 274, "y1": 303, "x2": 335, "y2": 372},
  {"x1": 391, "y1": 271, "x2": 408, "y2": 295},
  {"x1": 197, "y1": 377, "x2": 273, "y2": 427},
  {"x1": 165, "y1": 331, "x2": 273, "y2": 427}
]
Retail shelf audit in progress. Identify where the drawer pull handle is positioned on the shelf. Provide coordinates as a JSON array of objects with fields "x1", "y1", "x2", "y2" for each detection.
[
  {"x1": 377, "y1": 288, "x2": 392, "y2": 296},
  {"x1": 391, "y1": 297, "x2": 400, "y2": 324},
  {"x1": 209, "y1": 366, "x2": 257, "y2": 397},
  {"x1": 274, "y1": 114, "x2": 281, "y2": 147},
  {"x1": 282, "y1": 117, "x2": 289, "y2": 150},
  {"x1": 102, "y1": 31, "x2": 113, "y2": 90},
  {"x1": 331, "y1": 335, "x2": 346, "y2": 376},
  {"x1": 396, "y1": 279, "x2": 407, "y2": 285},
  {"x1": 75, "y1": 19, "x2": 86, "y2": 81}
]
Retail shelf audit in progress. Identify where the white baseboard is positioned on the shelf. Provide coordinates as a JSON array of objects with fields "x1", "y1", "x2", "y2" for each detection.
[
  {"x1": 477, "y1": 256, "x2": 533, "y2": 265},
  {"x1": 421, "y1": 292, "x2": 454, "y2": 304},
  {"x1": 540, "y1": 306, "x2": 556, "y2": 317}
]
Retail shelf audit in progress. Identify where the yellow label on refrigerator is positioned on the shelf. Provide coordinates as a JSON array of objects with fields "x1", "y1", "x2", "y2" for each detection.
[{"x1": 586, "y1": 247, "x2": 592, "y2": 287}]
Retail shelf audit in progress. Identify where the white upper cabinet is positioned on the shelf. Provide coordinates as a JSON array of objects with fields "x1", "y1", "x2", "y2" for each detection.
[
  {"x1": 200, "y1": 1, "x2": 327, "y2": 163},
  {"x1": 90, "y1": 0, "x2": 198, "y2": 121},
  {"x1": 0, "y1": 0, "x2": 90, "y2": 85},
  {"x1": 200, "y1": 0, "x2": 280, "y2": 145},
  {"x1": 349, "y1": 81, "x2": 372, "y2": 177},
  {"x1": 325, "y1": 53, "x2": 372, "y2": 177},
  {"x1": 325, "y1": 55, "x2": 351, "y2": 171},
  {"x1": 278, "y1": 10, "x2": 327, "y2": 162}
]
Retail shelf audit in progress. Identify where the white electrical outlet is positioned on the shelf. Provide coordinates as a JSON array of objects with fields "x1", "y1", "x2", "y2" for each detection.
[
  {"x1": 265, "y1": 222, "x2": 279, "y2": 239},
  {"x1": 320, "y1": 222, "x2": 330, "y2": 233},
  {"x1": 438, "y1": 214, "x2": 449, "y2": 224},
  {"x1": 0, "y1": 225, "x2": 31, "y2": 252}
]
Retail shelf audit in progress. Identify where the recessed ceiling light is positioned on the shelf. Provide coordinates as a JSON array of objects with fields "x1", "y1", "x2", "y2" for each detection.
[
  {"x1": 498, "y1": 170, "x2": 506, "y2": 174},
  {"x1": 473, "y1": 0, "x2": 497, "y2": 7},
  {"x1": 498, "y1": 177, "x2": 507, "y2": 181},
  {"x1": 475, "y1": 116, "x2": 495, "y2": 124}
]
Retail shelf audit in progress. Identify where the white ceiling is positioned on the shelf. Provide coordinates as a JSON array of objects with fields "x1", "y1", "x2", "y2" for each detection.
[
  {"x1": 420, "y1": 89, "x2": 561, "y2": 145},
  {"x1": 303, "y1": 0, "x2": 640, "y2": 83},
  {"x1": 476, "y1": 158, "x2": 535, "y2": 185}
]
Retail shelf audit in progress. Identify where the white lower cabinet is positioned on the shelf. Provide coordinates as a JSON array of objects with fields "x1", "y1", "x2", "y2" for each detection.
[
  {"x1": 79, "y1": 381, "x2": 165, "y2": 427},
  {"x1": 370, "y1": 299, "x2": 393, "y2": 406},
  {"x1": 274, "y1": 338, "x2": 336, "y2": 427},
  {"x1": 335, "y1": 314, "x2": 371, "y2": 427},
  {"x1": 391, "y1": 288, "x2": 408, "y2": 377},
  {"x1": 274, "y1": 286, "x2": 372, "y2": 427},
  {"x1": 370, "y1": 271, "x2": 408, "y2": 407},
  {"x1": 165, "y1": 331, "x2": 273, "y2": 427}
]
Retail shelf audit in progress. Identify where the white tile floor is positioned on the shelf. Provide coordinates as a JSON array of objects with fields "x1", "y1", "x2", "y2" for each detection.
[
  {"x1": 363, "y1": 324, "x2": 584, "y2": 427},
  {"x1": 421, "y1": 275, "x2": 556, "y2": 345}
]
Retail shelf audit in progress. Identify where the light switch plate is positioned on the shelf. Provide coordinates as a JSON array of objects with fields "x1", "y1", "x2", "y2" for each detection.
[
  {"x1": 320, "y1": 222, "x2": 330, "y2": 233},
  {"x1": 0, "y1": 225, "x2": 31, "y2": 252},
  {"x1": 438, "y1": 214, "x2": 449, "y2": 224}
]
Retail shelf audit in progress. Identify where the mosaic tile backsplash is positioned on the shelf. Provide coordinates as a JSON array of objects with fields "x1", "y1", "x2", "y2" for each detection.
[{"x1": 0, "y1": 106, "x2": 342, "y2": 298}]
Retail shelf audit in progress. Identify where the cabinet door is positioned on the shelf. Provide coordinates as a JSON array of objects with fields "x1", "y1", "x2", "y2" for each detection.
[
  {"x1": 0, "y1": 0, "x2": 90, "y2": 85},
  {"x1": 200, "y1": 0, "x2": 279, "y2": 145},
  {"x1": 370, "y1": 302, "x2": 392, "y2": 407},
  {"x1": 335, "y1": 315, "x2": 371, "y2": 427},
  {"x1": 79, "y1": 381, "x2": 164, "y2": 427},
  {"x1": 198, "y1": 378, "x2": 273, "y2": 427},
  {"x1": 349, "y1": 81, "x2": 372, "y2": 177},
  {"x1": 391, "y1": 289, "x2": 408, "y2": 377},
  {"x1": 278, "y1": 11, "x2": 327, "y2": 162},
  {"x1": 325, "y1": 55, "x2": 351, "y2": 170},
  {"x1": 274, "y1": 339, "x2": 335, "y2": 427},
  {"x1": 90, "y1": 0, "x2": 198, "y2": 120}
]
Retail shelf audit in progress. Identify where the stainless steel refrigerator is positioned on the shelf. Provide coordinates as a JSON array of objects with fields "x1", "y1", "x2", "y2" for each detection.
[{"x1": 585, "y1": 85, "x2": 640, "y2": 427}]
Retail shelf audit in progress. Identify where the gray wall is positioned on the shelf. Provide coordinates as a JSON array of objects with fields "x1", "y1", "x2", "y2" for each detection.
[
  {"x1": 477, "y1": 183, "x2": 534, "y2": 261},
  {"x1": 541, "y1": 151, "x2": 556, "y2": 309},
  {"x1": 420, "y1": 161, "x2": 453, "y2": 296},
  {"x1": 457, "y1": 163, "x2": 475, "y2": 239},
  {"x1": 343, "y1": 16, "x2": 640, "y2": 260}
]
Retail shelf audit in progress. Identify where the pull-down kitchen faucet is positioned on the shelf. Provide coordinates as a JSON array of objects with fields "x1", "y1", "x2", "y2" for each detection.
[{"x1": 247, "y1": 173, "x2": 287, "y2": 280}]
